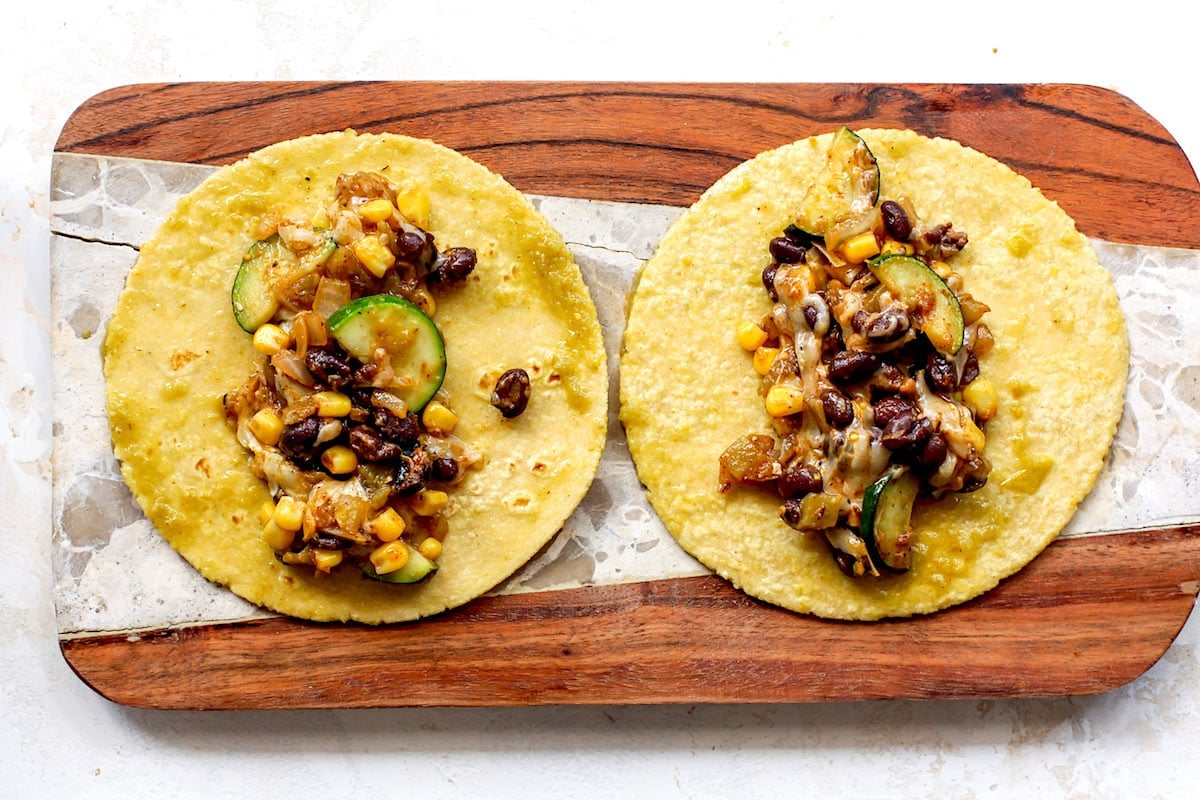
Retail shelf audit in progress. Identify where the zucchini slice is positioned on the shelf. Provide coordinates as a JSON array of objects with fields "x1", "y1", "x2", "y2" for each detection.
[
  {"x1": 360, "y1": 544, "x2": 438, "y2": 584},
  {"x1": 868, "y1": 254, "x2": 965, "y2": 354},
  {"x1": 327, "y1": 294, "x2": 446, "y2": 412},
  {"x1": 231, "y1": 234, "x2": 336, "y2": 332},
  {"x1": 860, "y1": 467, "x2": 919, "y2": 573},
  {"x1": 793, "y1": 127, "x2": 881, "y2": 237}
]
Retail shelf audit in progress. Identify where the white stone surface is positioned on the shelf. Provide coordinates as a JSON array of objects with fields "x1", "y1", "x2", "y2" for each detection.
[{"x1": 5, "y1": 1, "x2": 1200, "y2": 797}]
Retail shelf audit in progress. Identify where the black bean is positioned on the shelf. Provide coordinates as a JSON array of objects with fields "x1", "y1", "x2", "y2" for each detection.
[
  {"x1": 395, "y1": 230, "x2": 429, "y2": 261},
  {"x1": 913, "y1": 431, "x2": 948, "y2": 469},
  {"x1": 780, "y1": 497, "x2": 805, "y2": 527},
  {"x1": 880, "y1": 200, "x2": 912, "y2": 241},
  {"x1": 491, "y1": 368, "x2": 532, "y2": 418},
  {"x1": 769, "y1": 236, "x2": 806, "y2": 264},
  {"x1": 373, "y1": 406, "x2": 421, "y2": 446},
  {"x1": 820, "y1": 322, "x2": 844, "y2": 362},
  {"x1": 393, "y1": 448, "x2": 432, "y2": 496},
  {"x1": 761, "y1": 263, "x2": 780, "y2": 302},
  {"x1": 881, "y1": 414, "x2": 932, "y2": 451},
  {"x1": 926, "y1": 352, "x2": 958, "y2": 394},
  {"x1": 778, "y1": 462, "x2": 823, "y2": 498},
  {"x1": 864, "y1": 308, "x2": 910, "y2": 343},
  {"x1": 821, "y1": 389, "x2": 854, "y2": 429},
  {"x1": 827, "y1": 350, "x2": 879, "y2": 385},
  {"x1": 802, "y1": 293, "x2": 829, "y2": 330},
  {"x1": 432, "y1": 247, "x2": 477, "y2": 284},
  {"x1": 430, "y1": 457, "x2": 460, "y2": 483},
  {"x1": 960, "y1": 352, "x2": 980, "y2": 387},
  {"x1": 305, "y1": 347, "x2": 354, "y2": 390},
  {"x1": 872, "y1": 395, "x2": 919, "y2": 428},
  {"x1": 348, "y1": 425, "x2": 403, "y2": 463},
  {"x1": 280, "y1": 417, "x2": 322, "y2": 461},
  {"x1": 850, "y1": 309, "x2": 869, "y2": 333},
  {"x1": 352, "y1": 361, "x2": 380, "y2": 385}
]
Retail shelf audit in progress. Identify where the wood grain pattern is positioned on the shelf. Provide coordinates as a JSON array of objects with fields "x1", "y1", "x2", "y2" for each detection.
[
  {"x1": 55, "y1": 82, "x2": 1200, "y2": 708},
  {"x1": 57, "y1": 82, "x2": 1200, "y2": 248},
  {"x1": 62, "y1": 526, "x2": 1200, "y2": 709}
]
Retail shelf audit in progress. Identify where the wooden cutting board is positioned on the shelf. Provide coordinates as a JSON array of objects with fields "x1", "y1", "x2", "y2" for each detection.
[{"x1": 54, "y1": 82, "x2": 1200, "y2": 709}]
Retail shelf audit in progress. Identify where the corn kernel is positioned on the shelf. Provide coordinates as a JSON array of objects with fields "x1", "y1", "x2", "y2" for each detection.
[
  {"x1": 963, "y1": 378, "x2": 998, "y2": 422},
  {"x1": 764, "y1": 385, "x2": 806, "y2": 418},
  {"x1": 311, "y1": 208, "x2": 331, "y2": 230},
  {"x1": 422, "y1": 401, "x2": 458, "y2": 434},
  {"x1": 931, "y1": 260, "x2": 953, "y2": 279},
  {"x1": 369, "y1": 541, "x2": 410, "y2": 575},
  {"x1": 411, "y1": 489, "x2": 449, "y2": 516},
  {"x1": 314, "y1": 390, "x2": 352, "y2": 418},
  {"x1": 417, "y1": 537, "x2": 443, "y2": 560},
  {"x1": 753, "y1": 346, "x2": 780, "y2": 376},
  {"x1": 248, "y1": 408, "x2": 284, "y2": 446},
  {"x1": 395, "y1": 188, "x2": 431, "y2": 228},
  {"x1": 840, "y1": 232, "x2": 881, "y2": 264},
  {"x1": 352, "y1": 235, "x2": 396, "y2": 278},
  {"x1": 736, "y1": 321, "x2": 769, "y2": 351},
  {"x1": 272, "y1": 496, "x2": 305, "y2": 532},
  {"x1": 252, "y1": 323, "x2": 290, "y2": 355},
  {"x1": 880, "y1": 240, "x2": 914, "y2": 256},
  {"x1": 321, "y1": 444, "x2": 358, "y2": 475},
  {"x1": 358, "y1": 197, "x2": 396, "y2": 224},
  {"x1": 312, "y1": 548, "x2": 344, "y2": 573},
  {"x1": 263, "y1": 519, "x2": 295, "y2": 551},
  {"x1": 258, "y1": 500, "x2": 276, "y2": 525},
  {"x1": 366, "y1": 507, "x2": 406, "y2": 543}
]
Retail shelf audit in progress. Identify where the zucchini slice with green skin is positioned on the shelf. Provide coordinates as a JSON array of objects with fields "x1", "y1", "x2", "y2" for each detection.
[
  {"x1": 868, "y1": 253, "x2": 965, "y2": 355},
  {"x1": 793, "y1": 127, "x2": 881, "y2": 237},
  {"x1": 231, "y1": 234, "x2": 336, "y2": 332},
  {"x1": 327, "y1": 294, "x2": 446, "y2": 412},
  {"x1": 360, "y1": 544, "x2": 438, "y2": 584},
  {"x1": 860, "y1": 467, "x2": 919, "y2": 573}
]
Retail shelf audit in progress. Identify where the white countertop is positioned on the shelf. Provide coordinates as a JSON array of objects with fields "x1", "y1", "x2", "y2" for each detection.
[{"x1": 5, "y1": 2, "x2": 1199, "y2": 797}]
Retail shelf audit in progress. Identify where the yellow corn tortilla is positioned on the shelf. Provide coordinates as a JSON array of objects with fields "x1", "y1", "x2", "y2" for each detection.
[
  {"x1": 620, "y1": 128, "x2": 1128, "y2": 620},
  {"x1": 103, "y1": 130, "x2": 607, "y2": 624}
]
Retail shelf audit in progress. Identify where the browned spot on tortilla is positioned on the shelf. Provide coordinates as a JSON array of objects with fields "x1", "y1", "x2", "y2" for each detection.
[{"x1": 169, "y1": 350, "x2": 203, "y2": 370}]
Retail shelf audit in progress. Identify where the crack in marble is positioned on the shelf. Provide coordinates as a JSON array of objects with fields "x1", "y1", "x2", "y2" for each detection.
[{"x1": 50, "y1": 229, "x2": 141, "y2": 252}]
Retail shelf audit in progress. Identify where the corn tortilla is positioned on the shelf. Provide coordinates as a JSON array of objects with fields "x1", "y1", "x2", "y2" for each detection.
[
  {"x1": 620, "y1": 128, "x2": 1128, "y2": 620},
  {"x1": 103, "y1": 130, "x2": 607, "y2": 624}
]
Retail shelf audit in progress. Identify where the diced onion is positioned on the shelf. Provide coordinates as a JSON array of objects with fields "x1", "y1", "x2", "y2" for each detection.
[
  {"x1": 313, "y1": 277, "x2": 352, "y2": 320},
  {"x1": 271, "y1": 349, "x2": 314, "y2": 386},
  {"x1": 369, "y1": 390, "x2": 409, "y2": 418}
]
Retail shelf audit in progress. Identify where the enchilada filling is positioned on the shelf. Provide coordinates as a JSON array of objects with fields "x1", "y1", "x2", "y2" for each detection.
[
  {"x1": 222, "y1": 171, "x2": 526, "y2": 583},
  {"x1": 719, "y1": 128, "x2": 996, "y2": 577}
]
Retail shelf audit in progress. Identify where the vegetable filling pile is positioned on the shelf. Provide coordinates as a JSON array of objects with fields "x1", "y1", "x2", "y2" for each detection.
[
  {"x1": 719, "y1": 128, "x2": 997, "y2": 578},
  {"x1": 222, "y1": 171, "x2": 526, "y2": 584}
]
